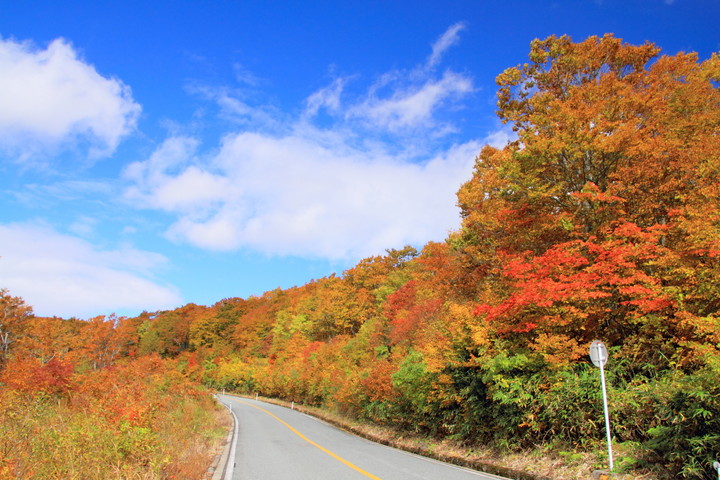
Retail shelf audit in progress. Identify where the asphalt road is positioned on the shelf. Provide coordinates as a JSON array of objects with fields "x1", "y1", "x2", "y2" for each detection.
[{"x1": 216, "y1": 394, "x2": 508, "y2": 480}]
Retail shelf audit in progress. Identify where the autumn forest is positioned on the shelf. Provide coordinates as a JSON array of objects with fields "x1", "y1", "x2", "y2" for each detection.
[{"x1": 2, "y1": 35, "x2": 720, "y2": 479}]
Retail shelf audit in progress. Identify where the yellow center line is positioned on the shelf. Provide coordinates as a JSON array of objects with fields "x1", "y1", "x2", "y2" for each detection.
[{"x1": 235, "y1": 398, "x2": 382, "y2": 480}]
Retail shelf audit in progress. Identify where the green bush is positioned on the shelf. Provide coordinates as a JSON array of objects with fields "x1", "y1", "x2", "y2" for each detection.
[{"x1": 644, "y1": 367, "x2": 720, "y2": 479}]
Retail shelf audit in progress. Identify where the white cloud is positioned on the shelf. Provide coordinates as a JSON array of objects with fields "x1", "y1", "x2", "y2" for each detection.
[
  {"x1": 304, "y1": 77, "x2": 347, "y2": 118},
  {"x1": 126, "y1": 130, "x2": 482, "y2": 260},
  {"x1": 0, "y1": 37, "x2": 140, "y2": 161},
  {"x1": 186, "y1": 83, "x2": 281, "y2": 129},
  {"x1": 347, "y1": 71, "x2": 473, "y2": 131},
  {"x1": 0, "y1": 222, "x2": 182, "y2": 318},
  {"x1": 484, "y1": 126, "x2": 516, "y2": 149},
  {"x1": 302, "y1": 24, "x2": 474, "y2": 134},
  {"x1": 123, "y1": 23, "x2": 484, "y2": 261},
  {"x1": 68, "y1": 216, "x2": 98, "y2": 238},
  {"x1": 427, "y1": 22, "x2": 466, "y2": 69},
  {"x1": 11, "y1": 179, "x2": 115, "y2": 208},
  {"x1": 125, "y1": 136, "x2": 197, "y2": 183},
  {"x1": 232, "y1": 63, "x2": 261, "y2": 86},
  {"x1": 124, "y1": 136, "x2": 232, "y2": 214}
]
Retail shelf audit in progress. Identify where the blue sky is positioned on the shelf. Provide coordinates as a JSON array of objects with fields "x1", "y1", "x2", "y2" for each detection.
[{"x1": 0, "y1": 0, "x2": 717, "y2": 319}]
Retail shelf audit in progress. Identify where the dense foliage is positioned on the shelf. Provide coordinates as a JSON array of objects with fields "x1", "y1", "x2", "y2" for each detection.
[
  {"x1": 0, "y1": 291, "x2": 227, "y2": 480},
  {"x1": 1, "y1": 35, "x2": 718, "y2": 479}
]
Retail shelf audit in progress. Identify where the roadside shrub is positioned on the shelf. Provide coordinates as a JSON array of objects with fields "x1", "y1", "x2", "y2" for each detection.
[
  {"x1": 0, "y1": 356, "x2": 227, "y2": 480},
  {"x1": 643, "y1": 367, "x2": 720, "y2": 479}
]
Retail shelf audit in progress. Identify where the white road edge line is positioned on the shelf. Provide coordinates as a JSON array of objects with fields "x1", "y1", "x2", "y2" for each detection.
[{"x1": 215, "y1": 395, "x2": 240, "y2": 480}]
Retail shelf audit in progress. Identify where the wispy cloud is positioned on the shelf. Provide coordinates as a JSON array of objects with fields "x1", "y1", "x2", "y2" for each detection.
[
  {"x1": 304, "y1": 77, "x2": 348, "y2": 118},
  {"x1": 303, "y1": 24, "x2": 475, "y2": 135},
  {"x1": 187, "y1": 83, "x2": 281, "y2": 129},
  {"x1": 11, "y1": 179, "x2": 115, "y2": 207},
  {"x1": 426, "y1": 22, "x2": 466, "y2": 69},
  {"x1": 0, "y1": 222, "x2": 181, "y2": 318},
  {"x1": 346, "y1": 70, "x2": 473, "y2": 132},
  {"x1": 123, "y1": 24, "x2": 485, "y2": 261},
  {"x1": 232, "y1": 62, "x2": 262, "y2": 86},
  {"x1": 0, "y1": 37, "x2": 140, "y2": 163}
]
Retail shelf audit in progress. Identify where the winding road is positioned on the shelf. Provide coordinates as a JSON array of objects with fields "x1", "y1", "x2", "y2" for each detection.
[{"x1": 216, "y1": 394, "x2": 509, "y2": 480}]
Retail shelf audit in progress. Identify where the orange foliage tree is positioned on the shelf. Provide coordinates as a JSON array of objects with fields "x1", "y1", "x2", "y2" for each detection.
[{"x1": 457, "y1": 34, "x2": 720, "y2": 367}]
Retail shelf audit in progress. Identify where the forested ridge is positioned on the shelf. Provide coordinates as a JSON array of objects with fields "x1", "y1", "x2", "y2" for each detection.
[{"x1": 2, "y1": 35, "x2": 719, "y2": 479}]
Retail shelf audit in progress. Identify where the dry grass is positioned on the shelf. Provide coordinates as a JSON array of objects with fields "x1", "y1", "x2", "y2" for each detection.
[
  {"x1": 0, "y1": 357, "x2": 232, "y2": 480},
  {"x1": 201, "y1": 401, "x2": 233, "y2": 480},
  {"x1": 169, "y1": 402, "x2": 232, "y2": 480}
]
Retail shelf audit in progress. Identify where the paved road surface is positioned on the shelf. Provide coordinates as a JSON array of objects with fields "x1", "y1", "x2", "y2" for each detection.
[{"x1": 217, "y1": 394, "x2": 508, "y2": 480}]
